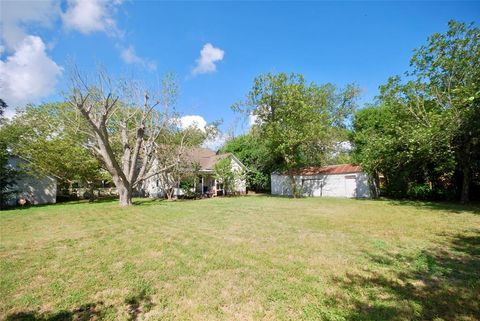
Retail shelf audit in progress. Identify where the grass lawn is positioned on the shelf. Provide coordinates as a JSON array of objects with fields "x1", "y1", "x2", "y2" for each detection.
[{"x1": 1, "y1": 196, "x2": 479, "y2": 321}]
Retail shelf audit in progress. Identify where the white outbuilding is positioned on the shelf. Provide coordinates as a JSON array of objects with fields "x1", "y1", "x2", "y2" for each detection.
[
  {"x1": 5, "y1": 156, "x2": 57, "y2": 206},
  {"x1": 271, "y1": 164, "x2": 370, "y2": 198}
]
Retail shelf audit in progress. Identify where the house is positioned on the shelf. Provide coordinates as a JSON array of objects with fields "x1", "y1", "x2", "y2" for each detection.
[
  {"x1": 271, "y1": 164, "x2": 370, "y2": 198},
  {"x1": 143, "y1": 147, "x2": 247, "y2": 198},
  {"x1": 4, "y1": 156, "x2": 57, "y2": 206}
]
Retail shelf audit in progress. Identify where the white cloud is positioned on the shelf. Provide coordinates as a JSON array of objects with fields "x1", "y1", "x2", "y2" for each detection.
[
  {"x1": 179, "y1": 115, "x2": 207, "y2": 132},
  {"x1": 121, "y1": 46, "x2": 142, "y2": 64},
  {"x1": 62, "y1": 0, "x2": 122, "y2": 35},
  {"x1": 0, "y1": 36, "x2": 63, "y2": 109},
  {"x1": 0, "y1": 0, "x2": 59, "y2": 50},
  {"x1": 0, "y1": 0, "x2": 123, "y2": 46},
  {"x1": 203, "y1": 133, "x2": 228, "y2": 151},
  {"x1": 120, "y1": 45, "x2": 157, "y2": 71},
  {"x1": 192, "y1": 43, "x2": 224, "y2": 75},
  {"x1": 178, "y1": 114, "x2": 228, "y2": 150}
]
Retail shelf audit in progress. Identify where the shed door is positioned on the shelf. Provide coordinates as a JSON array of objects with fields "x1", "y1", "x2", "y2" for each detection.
[{"x1": 344, "y1": 175, "x2": 356, "y2": 198}]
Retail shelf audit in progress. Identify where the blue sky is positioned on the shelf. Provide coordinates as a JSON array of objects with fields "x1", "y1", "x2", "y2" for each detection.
[{"x1": 1, "y1": 1, "x2": 479, "y2": 137}]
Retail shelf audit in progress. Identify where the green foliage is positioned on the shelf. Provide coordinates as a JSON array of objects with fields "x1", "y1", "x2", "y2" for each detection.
[
  {"x1": 238, "y1": 73, "x2": 359, "y2": 170},
  {"x1": 352, "y1": 20, "x2": 480, "y2": 201},
  {"x1": 352, "y1": 103, "x2": 455, "y2": 198},
  {"x1": 222, "y1": 129, "x2": 277, "y2": 191},
  {"x1": 213, "y1": 156, "x2": 242, "y2": 195},
  {"x1": 0, "y1": 103, "x2": 106, "y2": 186},
  {"x1": 0, "y1": 99, "x2": 7, "y2": 118},
  {"x1": 178, "y1": 162, "x2": 202, "y2": 199},
  {"x1": 234, "y1": 73, "x2": 359, "y2": 196},
  {"x1": 0, "y1": 145, "x2": 19, "y2": 209}
]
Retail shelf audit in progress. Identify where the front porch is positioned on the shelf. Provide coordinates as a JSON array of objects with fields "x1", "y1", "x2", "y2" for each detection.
[
  {"x1": 198, "y1": 173, "x2": 224, "y2": 197},
  {"x1": 175, "y1": 172, "x2": 224, "y2": 198}
]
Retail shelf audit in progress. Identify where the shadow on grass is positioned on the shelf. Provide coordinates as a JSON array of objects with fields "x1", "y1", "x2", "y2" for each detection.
[
  {"x1": 5, "y1": 289, "x2": 154, "y2": 321},
  {"x1": 2, "y1": 197, "x2": 168, "y2": 212},
  {"x1": 132, "y1": 198, "x2": 165, "y2": 207},
  {"x1": 3, "y1": 197, "x2": 120, "y2": 212},
  {"x1": 91, "y1": 196, "x2": 119, "y2": 204},
  {"x1": 386, "y1": 199, "x2": 480, "y2": 215},
  {"x1": 331, "y1": 230, "x2": 480, "y2": 320},
  {"x1": 349, "y1": 196, "x2": 480, "y2": 215},
  {"x1": 125, "y1": 289, "x2": 154, "y2": 321},
  {"x1": 5, "y1": 302, "x2": 108, "y2": 321}
]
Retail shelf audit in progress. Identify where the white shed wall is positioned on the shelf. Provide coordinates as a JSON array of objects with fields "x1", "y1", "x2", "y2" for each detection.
[
  {"x1": 271, "y1": 172, "x2": 370, "y2": 198},
  {"x1": 6, "y1": 157, "x2": 57, "y2": 206},
  {"x1": 12, "y1": 175, "x2": 57, "y2": 205}
]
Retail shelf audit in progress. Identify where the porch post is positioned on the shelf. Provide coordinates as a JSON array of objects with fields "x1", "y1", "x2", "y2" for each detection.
[
  {"x1": 201, "y1": 176, "x2": 204, "y2": 195},
  {"x1": 214, "y1": 178, "x2": 217, "y2": 197}
]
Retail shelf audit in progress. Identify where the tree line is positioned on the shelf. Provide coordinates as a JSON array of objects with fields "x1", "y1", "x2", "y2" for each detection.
[
  {"x1": 225, "y1": 20, "x2": 479, "y2": 202},
  {"x1": 0, "y1": 72, "x2": 215, "y2": 206},
  {"x1": 1, "y1": 20, "x2": 478, "y2": 205}
]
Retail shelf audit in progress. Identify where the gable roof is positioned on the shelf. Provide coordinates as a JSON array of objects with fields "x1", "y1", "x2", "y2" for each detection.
[
  {"x1": 282, "y1": 164, "x2": 363, "y2": 176},
  {"x1": 182, "y1": 147, "x2": 243, "y2": 172}
]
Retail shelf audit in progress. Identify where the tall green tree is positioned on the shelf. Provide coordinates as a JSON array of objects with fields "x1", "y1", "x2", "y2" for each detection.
[
  {"x1": 353, "y1": 20, "x2": 479, "y2": 202},
  {"x1": 382, "y1": 21, "x2": 479, "y2": 202},
  {"x1": 221, "y1": 128, "x2": 278, "y2": 192},
  {"x1": 352, "y1": 103, "x2": 455, "y2": 199},
  {"x1": 0, "y1": 143, "x2": 19, "y2": 209},
  {"x1": 234, "y1": 72, "x2": 359, "y2": 196}
]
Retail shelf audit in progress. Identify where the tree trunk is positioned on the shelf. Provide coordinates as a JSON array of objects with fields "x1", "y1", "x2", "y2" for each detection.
[
  {"x1": 369, "y1": 171, "x2": 380, "y2": 199},
  {"x1": 166, "y1": 187, "x2": 174, "y2": 200},
  {"x1": 460, "y1": 165, "x2": 470, "y2": 204},
  {"x1": 288, "y1": 172, "x2": 298, "y2": 198},
  {"x1": 117, "y1": 182, "x2": 132, "y2": 206},
  {"x1": 87, "y1": 183, "x2": 95, "y2": 203}
]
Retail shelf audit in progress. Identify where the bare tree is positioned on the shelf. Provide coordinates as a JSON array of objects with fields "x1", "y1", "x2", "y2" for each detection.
[{"x1": 67, "y1": 68, "x2": 179, "y2": 206}]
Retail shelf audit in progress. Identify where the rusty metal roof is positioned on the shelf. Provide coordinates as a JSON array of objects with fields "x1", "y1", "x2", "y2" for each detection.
[{"x1": 284, "y1": 164, "x2": 363, "y2": 176}]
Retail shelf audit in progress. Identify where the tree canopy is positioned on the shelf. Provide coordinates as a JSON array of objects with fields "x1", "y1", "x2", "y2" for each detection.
[
  {"x1": 1, "y1": 103, "x2": 106, "y2": 186},
  {"x1": 233, "y1": 72, "x2": 359, "y2": 195},
  {"x1": 221, "y1": 128, "x2": 277, "y2": 192},
  {"x1": 352, "y1": 20, "x2": 479, "y2": 202}
]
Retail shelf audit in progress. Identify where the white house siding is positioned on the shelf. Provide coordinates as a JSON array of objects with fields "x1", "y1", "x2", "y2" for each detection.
[
  {"x1": 271, "y1": 172, "x2": 370, "y2": 198},
  {"x1": 230, "y1": 157, "x2": 247, "y2": 194},
  {"x1": 143, "y1": 171, "x2": 174, "y2": 198},
  {"x1": 142, "y1": 156, "x2": 247, "y2": 198}
]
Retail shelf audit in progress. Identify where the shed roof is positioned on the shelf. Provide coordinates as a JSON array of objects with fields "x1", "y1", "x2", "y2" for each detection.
[{"x1": 283, "y1": 164, "x2": 363, "y2": 176}]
